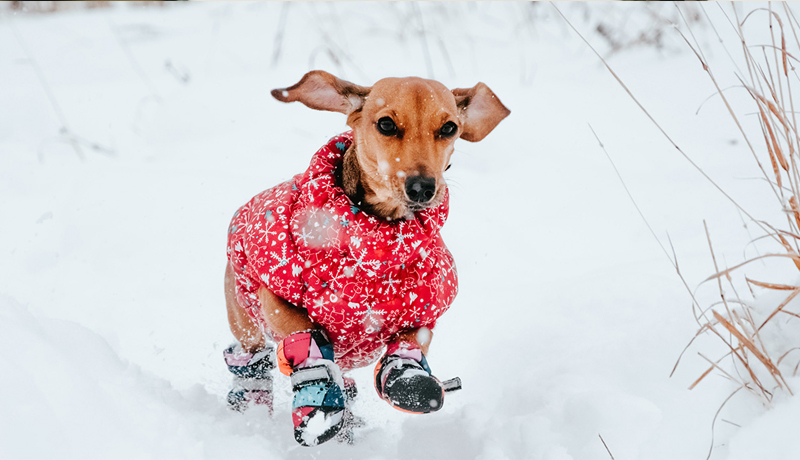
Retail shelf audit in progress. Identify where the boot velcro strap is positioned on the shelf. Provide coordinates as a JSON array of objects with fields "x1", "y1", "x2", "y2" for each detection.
[
  {"x1": 291, "y1": 364, "x2": 334, "y2": 391},
  {"x1": 442, "y1": 377, "x2": 462, "y2": 393},
  {"x1": 250, "y1": 347, "x2": 275, "y2": 368},
  {"x1": 234, "y1": 375, "x2": 274, "y2": 391},
  {"x1": 387, "y1": 357, "x2": 425, "y2": 372},
  {"x1": 378, "y1": 357, "x2": 426, "y2": 393},
  {"x1": 379, "y1": 357, "x2": 423, "y2": 378}
]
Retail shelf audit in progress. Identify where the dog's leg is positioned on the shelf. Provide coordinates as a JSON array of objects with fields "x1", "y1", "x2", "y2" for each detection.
[
  {"x1": 375, "y1": 327, "x2": 450, "y2": 414},
  {"x1": 225, "y1": 263, "x2": 314, "y2": 347},
  {"x1": 224, "y1": 263, "x2": 277, "y2": 412},
  {"x1": 257, "y1": 287, "x2": 314, "y2": 342},
  {"x1": 224, "y1": 263, "x2": 267, "y2": 353},
  {"x1": 256, "y1": 295, "x2": 347, "y2": 446},
  {"x1": 394, "y1": 327, "x2": 433, "y2": 355}
]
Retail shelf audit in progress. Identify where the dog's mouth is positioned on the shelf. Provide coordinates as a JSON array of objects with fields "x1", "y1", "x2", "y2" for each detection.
[
  {"x1": 406, "y1": 202, "x2": 431, "y2": 212},
  {"x1": 404, "y1": 187, "x2": 445, "y2": 214}
]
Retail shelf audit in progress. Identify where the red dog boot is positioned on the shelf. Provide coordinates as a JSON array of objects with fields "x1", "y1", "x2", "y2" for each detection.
[
  {"x1": 277, "y1": 330, "x2": 346, "y2": 446},
  {"x1": 374, "y1": 341, "x2": 446, "y2": 414},
  {"x1": 223, "y1": 343, "x2": 275, "y2": 413}
]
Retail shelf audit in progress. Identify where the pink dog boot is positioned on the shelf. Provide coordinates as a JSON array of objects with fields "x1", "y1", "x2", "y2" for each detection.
[
  {"x1": 374, "y1": 341, "x2": 461, "y2": 414},
  {"x1": 278, "y1": 330, "x2": 346, "y2": 446},
  {"x1": 223, "y1": 343, "x2": 275, "y2": 412}
]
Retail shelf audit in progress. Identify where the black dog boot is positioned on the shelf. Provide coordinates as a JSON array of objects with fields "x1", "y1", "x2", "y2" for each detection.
[
  {"x1": 224, "y1": 343, "x2": 275, "y2": 412},
  {"x1": 374, "y1": 341, "x2": 451, "y2": 414}
]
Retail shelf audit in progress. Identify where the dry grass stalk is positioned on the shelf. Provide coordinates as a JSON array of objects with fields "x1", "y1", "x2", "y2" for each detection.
[
  {"x1": 557, "y1": 17, "x2": 800, "y2": 453},
  {"x1": 556, "y1": 4, "x2": 800, "y2": 455},
  {"x1": 757, "y1": 288, "x2": 800, "y2": 332},
  {"x1": 557, "y1": 2, "x2": 800, "y2": 413},
  {"x1": 790, "y1": 196, "x2": 800, "y2": 230},
  {"x1": 712, "y1": 310, "x2": 784, "y2": 381},
  {"x1": 679, "y1": 4, "x2": 800, "y2": 406},
  {"x1": 745, "y1": 278, "x2": 797, "y2": 290},
  {"x1": 598, "y1": 434, "x2": 615, "y2": 460}
]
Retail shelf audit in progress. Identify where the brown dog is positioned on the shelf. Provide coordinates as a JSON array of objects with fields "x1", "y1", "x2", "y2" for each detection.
[
  {"x1": 224, "y1": 72, "x2": 508, "y2": 442},
  {"x1": 226, "y1": 70, "x2": 509, "y2": 356}
]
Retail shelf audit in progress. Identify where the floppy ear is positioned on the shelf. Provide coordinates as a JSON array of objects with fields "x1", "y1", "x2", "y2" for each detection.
[
  {"x1": 452, "y1": 82, "x2": 510, "y2": 142},
  {"x1": 271, "y1": 70, "x2": 370, "y2": 114}
]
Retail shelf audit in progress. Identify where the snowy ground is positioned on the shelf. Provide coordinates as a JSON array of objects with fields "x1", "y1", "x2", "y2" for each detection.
[{"x1": 2, "y1": 2, "x2": 799, "y2": 459}]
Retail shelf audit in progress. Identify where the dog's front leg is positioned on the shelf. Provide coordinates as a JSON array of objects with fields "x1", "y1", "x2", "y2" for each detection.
[
  {"x1": 393, "y1": 327, "x2": 433, "y2": 355},
  {"x1": 376, "y1": 326, "x2": 449, "y2": 414}
]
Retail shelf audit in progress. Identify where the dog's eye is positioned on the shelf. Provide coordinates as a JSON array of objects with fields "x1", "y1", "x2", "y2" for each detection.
[
  {"x1": 445, "y1": 164, "x2": 452, "y2": 171},
  {"x1": 440, "y1": 121, "x2": 457, "y2": 137},
  {"x1": 377, "y1": 117, "x2": 397, "y2": 136}
]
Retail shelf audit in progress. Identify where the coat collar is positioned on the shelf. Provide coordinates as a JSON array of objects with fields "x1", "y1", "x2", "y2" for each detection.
[{"x1": 291, "y1": 132, "x2": 449, "y2": 271}]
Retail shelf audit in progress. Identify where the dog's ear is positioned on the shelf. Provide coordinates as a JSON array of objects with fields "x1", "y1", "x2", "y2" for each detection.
[
  {"x1": 271, "y1": 70, "x2": 370, "y2": 115},
  {"x1": 452, "y1": 83, "x2": 510, "y2": 142}
]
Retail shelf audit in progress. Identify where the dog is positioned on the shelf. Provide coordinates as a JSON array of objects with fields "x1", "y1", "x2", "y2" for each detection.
[{"x1": 223, "y1": 70, "x2": 509, "y2": 445}]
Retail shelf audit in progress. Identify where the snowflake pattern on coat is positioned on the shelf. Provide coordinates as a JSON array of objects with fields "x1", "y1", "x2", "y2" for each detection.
[{"x1": 227, "y1": 132, "x2": 458, "y2": 370}]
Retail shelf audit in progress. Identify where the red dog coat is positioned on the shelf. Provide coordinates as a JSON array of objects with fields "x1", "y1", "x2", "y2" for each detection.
[{"x1": 227, "y1": 132, "x2": 458, "y2": 370}]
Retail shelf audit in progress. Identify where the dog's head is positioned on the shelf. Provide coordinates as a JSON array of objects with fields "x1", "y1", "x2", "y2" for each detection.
[{"x1": 272, "y1": 71, "x2": 510, "y2": 220}]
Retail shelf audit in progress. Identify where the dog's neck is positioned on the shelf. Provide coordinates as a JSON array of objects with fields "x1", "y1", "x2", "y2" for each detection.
[
  {"x1": 338, "y1": 145, "x2": 405, "y2": 221},
  {"x1": 339, "y1": 145, "x2": 367, "y2": 207}
]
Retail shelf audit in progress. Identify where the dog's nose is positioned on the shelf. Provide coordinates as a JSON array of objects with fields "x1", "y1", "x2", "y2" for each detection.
[{"x1": 405, "y1": 176, "x2": 437, "y2": 203}]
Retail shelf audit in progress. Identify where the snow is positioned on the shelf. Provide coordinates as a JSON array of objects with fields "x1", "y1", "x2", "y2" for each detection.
[
  {"x1": 726, "y1": 383, "x2": 800, "y2": 460},
  {"x1": 1, "y1": 2, "x2": 798, "y2": 459},
  {"x1": 301, "y1": 409, "x2": 342, "y2": 447}
]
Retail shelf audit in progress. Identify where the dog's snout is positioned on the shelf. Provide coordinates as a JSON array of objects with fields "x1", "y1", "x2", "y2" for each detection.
[{"x1": 405, "y1": 176, "x2": 437, "y2": 203}]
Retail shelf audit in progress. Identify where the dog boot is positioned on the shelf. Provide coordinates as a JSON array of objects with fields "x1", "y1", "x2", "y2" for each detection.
[
  {"x1": 342, "y1": 374, "x2": 358, "y2": 400},
  {"x1": 374, "y1": 341, "x2": 449, "y2": 414},
  {"x1": 277, "y1": 329, "x2": 346, "y2": 446},
  {"x1": 224, "y1": 343, "x2": 275, "y2": 412}
]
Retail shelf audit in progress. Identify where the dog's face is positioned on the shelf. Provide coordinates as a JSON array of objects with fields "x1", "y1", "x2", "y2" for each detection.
[
  {"x1": 348, "y1": 77, "x2": 459, "y2": 216},
  {"x1": 272, "y1": 71, "x2": 510, "y2": 220}
]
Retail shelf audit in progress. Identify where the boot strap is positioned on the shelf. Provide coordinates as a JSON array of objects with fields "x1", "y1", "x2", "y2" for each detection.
[
  {"x1": 291, "y1": 364, "x2": 334, "y2": 391},
  {"x1": 442, "y1": 377, "x2": 462, "y2": 393},
  {"x1": 382, "y1": 358, "x2": 463, "y2": 393}
]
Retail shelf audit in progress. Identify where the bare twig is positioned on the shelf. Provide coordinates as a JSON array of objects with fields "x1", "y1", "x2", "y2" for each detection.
[
  {"x1": 598, "y1": 434, "x2": 615, "y2": 460},
  {"x1": 9, "y1": 17, "x2": 84, "y2": 160},
  {"x1": 589, "y1": 125, "x2": 707, "y2": 327},
  {"x1": 412, "y1": 2, "x2": 435, "y2": 79},
  {"x1": 705, "y1": 386, "x2": 744, "y2": 460},
  {"x1": 270, "y1": 2, "x2": 290, "y2": 69},
  {"x1": 107, "y1": 16, "x2": 162, "y2": 101},
  {"x1": 552, "y1": 2, "x2": 777, "y2": 244}
]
